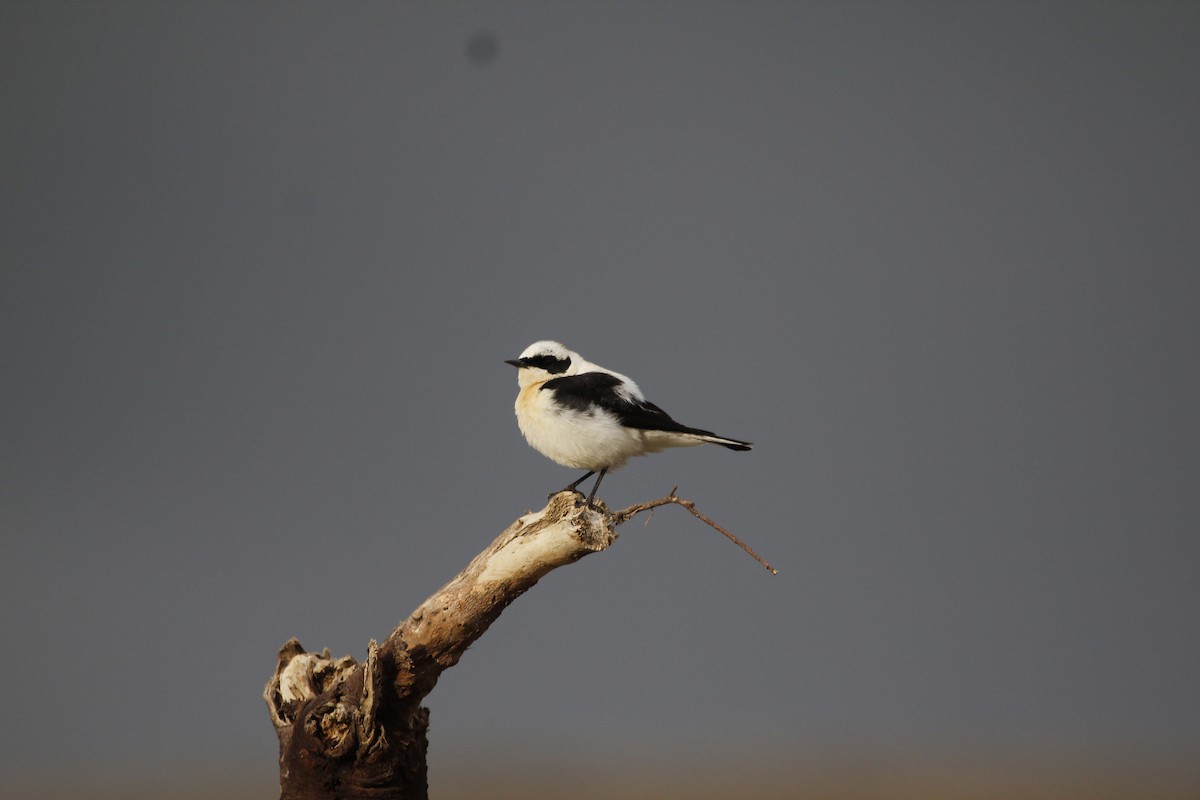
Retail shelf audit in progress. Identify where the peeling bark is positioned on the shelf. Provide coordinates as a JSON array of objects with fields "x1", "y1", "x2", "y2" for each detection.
[{"x1": 264, "y1": 493, "x2": 616, "y2": 800}]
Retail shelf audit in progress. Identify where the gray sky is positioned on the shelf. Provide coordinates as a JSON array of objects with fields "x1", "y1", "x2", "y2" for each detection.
[{"x1": 2, "y1": 0, "x2": 1198, "y2": 793}]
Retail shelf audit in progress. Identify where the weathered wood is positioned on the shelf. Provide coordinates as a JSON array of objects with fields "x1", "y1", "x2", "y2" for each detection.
[{"x1": 264, "y1": 492, "x2": 616, "y2": 800}]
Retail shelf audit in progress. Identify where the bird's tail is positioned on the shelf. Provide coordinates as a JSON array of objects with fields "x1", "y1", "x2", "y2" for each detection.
[
  {"x1": 638, "y1": 423, "x2": 753, "y2": 453},
  {"x1": 697, "y1": 434, "x2": 752, "y2": 451}
]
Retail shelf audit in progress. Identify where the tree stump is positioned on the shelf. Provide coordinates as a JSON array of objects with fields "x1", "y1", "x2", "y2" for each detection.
[{"x1": 263, "y1": 492, "x2": 616, "y2": 800}]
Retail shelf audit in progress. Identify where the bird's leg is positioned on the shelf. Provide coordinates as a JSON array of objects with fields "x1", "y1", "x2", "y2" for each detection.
[
  {"x1": 585, "y1": 468, "x2": 609, "y2": 506},
  {"x1": 556, "y1": 470, "x2": 594, "y2": 497}
]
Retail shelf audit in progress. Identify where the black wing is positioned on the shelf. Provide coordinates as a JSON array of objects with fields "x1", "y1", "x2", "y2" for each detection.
[{"x1": 542, "y1": 372, "x2": 723, "y2": 438}]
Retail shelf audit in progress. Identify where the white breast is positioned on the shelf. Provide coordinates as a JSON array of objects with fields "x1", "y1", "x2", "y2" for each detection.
[{"x1": 515, "y1": 382, "x2": 645, "y2": 471}]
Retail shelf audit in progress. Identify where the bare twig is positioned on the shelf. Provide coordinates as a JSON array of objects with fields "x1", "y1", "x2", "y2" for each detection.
[{"x1": 610, "y1": 488, "x2": 778, "y2": 575}]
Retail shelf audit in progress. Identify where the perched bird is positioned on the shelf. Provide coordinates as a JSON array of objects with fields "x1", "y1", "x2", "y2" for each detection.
[{"x1": 505, "y1": 340, "x2": 751, "y2": 504}]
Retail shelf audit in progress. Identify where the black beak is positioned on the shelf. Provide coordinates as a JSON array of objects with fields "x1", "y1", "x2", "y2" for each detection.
[{"x1": 504, "y1": 358, "x2": 524, "y2": 368}]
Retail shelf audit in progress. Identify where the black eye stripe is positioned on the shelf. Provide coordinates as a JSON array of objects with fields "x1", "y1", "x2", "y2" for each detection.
[{"x1": 523, "y1": 355, "x2": 571, "y2": 374}]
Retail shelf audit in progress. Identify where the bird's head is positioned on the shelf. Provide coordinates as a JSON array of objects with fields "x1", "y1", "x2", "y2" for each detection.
[{"x1": 505, "y1": 340, "x2": 578, "y2": 387}]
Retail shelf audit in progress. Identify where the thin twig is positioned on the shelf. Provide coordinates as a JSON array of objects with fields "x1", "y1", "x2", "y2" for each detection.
[{"x1": 610, "y1": 488, "x2": 778, "y2": 575}]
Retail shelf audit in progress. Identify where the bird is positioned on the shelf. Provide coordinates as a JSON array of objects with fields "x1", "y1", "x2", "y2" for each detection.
[{"x1": 505, "y1": 340, "x2": 751, "y2": 505}]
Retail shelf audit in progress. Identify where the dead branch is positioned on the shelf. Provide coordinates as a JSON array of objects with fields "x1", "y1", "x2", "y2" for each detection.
[
  {"x1": 264, "y1": 492, "x2": 613, "y2": 799},
  {"x1": 263, "y1": 487, "x2": 769, "y2": 799}
]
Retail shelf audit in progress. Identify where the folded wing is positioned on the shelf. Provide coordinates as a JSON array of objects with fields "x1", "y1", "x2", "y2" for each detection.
[{"x1": 543, "y1": 372, "x2": 752, "y2": 450}]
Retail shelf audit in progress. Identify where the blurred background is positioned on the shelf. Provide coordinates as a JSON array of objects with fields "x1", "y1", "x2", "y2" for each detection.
[{"x1": 2, "y1": 2, "x2": 1198, "y2": 797}]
